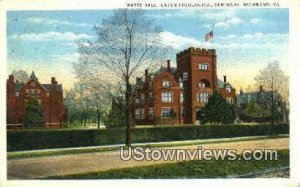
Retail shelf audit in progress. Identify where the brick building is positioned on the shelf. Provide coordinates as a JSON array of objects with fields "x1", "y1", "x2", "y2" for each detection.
[
  {"x1": 132, "y1": 47, "x2": 236, "y2": 125},
  {"x1": 6, "y1": 71, "x2": 67, "y2": 128}
]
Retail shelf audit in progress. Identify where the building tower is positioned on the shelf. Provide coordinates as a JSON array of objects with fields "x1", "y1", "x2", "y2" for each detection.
[{"x1": 176, "y1": 47, "x2": 217, "y2": 123}]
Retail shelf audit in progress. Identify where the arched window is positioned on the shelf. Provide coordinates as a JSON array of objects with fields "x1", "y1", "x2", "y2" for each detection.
[{"x1": 199, "y1": 79, "x2": 210, "y2": 88}]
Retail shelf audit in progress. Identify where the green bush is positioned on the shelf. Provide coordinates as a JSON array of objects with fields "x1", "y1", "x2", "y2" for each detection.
[
  {"x1": 7, "y1": 124, "x2": 289, "y2": 151},
  {"x1": 24, "y1": 98, "x2": 44, "y2": 128}
]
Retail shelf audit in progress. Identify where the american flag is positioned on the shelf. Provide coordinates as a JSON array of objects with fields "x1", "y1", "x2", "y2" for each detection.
[{"x1": 205, "y1": 31, "x2": 213, "y2": 41}]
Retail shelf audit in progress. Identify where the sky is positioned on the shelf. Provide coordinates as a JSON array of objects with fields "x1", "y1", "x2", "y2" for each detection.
[{"x1": 7, "y1": 9, "x2": 289, "y2": 91}]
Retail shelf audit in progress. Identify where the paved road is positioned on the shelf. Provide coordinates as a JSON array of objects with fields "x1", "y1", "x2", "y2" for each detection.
[{"x1": 7, "y1": 137, "x2": 289, "y2": 179}]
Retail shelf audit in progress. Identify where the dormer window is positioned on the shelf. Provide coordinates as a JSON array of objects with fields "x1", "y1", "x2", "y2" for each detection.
[
  {"x1": 199, "y1": 63, "x2": 208, "y2": 70},
  {"x1": 162, "y1": 81, "x2": 170, "y2": 88},
  {"x1": 226, "y1": 86, "x2": 231, "y2": 93}
]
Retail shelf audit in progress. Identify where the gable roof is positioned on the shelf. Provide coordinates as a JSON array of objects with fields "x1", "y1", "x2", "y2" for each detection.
[{"x1": 13, "y1": 77, "x2": 62, "y2": 93}]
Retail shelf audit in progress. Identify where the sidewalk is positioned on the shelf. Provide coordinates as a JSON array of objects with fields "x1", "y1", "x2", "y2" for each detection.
[{"x1": 7, "y1": 137, "x2": 289, "y2": 179}]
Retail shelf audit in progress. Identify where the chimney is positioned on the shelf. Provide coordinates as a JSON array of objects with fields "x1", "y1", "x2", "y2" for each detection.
[
  {"x1": 9, "y1": 75, "x2": 14, "y2": 81},
  {"x1": 240, "y1": 88, "x2": 243, "y2": 95},
  {"x1": 259, "y1": 85, "x2": 263, "y2": 92},
  {"x1": 223, "y1": 75, "x2": 227, "y2": 83},
  {"x1": 145, "y1": 69, "x2": 148, "y2": 78},
  {"x1": 51, "y1": 77, "x2": 56, "y2": 84},
  {"x1": 167, "y1": 60, "x2": 171, "y2": 71}
]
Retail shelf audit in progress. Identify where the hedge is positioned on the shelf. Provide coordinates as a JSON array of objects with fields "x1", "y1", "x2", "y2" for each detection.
[{"x1": 7, "y1": 124, "x2": 289, "y2": 151}]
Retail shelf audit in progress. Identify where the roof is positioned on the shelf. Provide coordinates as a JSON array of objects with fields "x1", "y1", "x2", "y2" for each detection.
[
  {"x1": 30, "y1": 71, "x2": 37, "y2": 80},
  {"x1": 217, "y1": 79, "x2": 233, "y2": 88},
  {"x1": 15, "y1": 83, "x2": 25, "y2": 90},
  {"x1": 237, "y1": 90, "x2": 274, "y2": 106},
  {"x1": 14, "y1": 82, "x2": 62, "y2": 92},
  {"x1": 42, "y1": 84, "x2": 63, "y2": 92},
  {"x1": 155, "y1": 66, "x2": 177, "y2": 75}
]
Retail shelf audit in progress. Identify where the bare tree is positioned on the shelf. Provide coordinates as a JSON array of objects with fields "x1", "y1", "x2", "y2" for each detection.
[
  {"x1": 254, "y1": 61, "x2": 289, "y2": 131},
  {"x1": 74, "y1": 9, "x2": 164, "y2": 146}
]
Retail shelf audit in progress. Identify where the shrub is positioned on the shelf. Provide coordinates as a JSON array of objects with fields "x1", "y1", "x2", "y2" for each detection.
[{"x1": 7, "y1": 123, "x2": 289, "y2": 151}]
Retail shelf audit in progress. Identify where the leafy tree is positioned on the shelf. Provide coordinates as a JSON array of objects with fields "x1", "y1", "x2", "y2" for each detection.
[
  {"x1": 254, "y1": 61, "x2": 288, "y2": 131},
  {"x1": 105, "y1": 97, "x2": 126, "y2": 128},
  {"x1": 24, "y1": 98, "x2": 44, "y2": 128},
  {"x1": 197, "y1": 91, "x2": 236, "y2": 124}
]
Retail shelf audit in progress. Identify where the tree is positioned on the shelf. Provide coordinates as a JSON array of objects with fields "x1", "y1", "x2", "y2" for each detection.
[
  {"x1": 169, "y1": 108, "x2": 177, "y2": 125},
  {"x1": 197, "y1": 91, "x2": 236, "y2": 124},
  {"x1": 24, "y1": 98, "x2": 44, "y2": 128},
  {"x1": 11, "y1": 70, "x2": 29, "y2": 83},
  {"x1": 106, "y1": 97, "x2": 126, "y2": 128},
  {"x1": 254, "y1": 61, "x2": 288, "y2": 131},
  {"x1": 75, "y1": 9, "x2": 163, "y2": 146}
]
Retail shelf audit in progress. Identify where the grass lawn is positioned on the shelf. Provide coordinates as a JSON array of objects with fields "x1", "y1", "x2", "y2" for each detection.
[
  {"x1": 47, "y1": 149, "x2": 289, "y2": 179},
  {"x1": 8, "y1": 134, "x2": 288, "y2": 159}
]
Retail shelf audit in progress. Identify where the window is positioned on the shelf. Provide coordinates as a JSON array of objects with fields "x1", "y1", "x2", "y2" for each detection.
[
  {"x1": 180, "y1": 93, "x2": 184, "y2": 103},
  {"x1": 162, "y1": 81, "x2": 170, "y2": 88},
  {"x1": 31, "y1": 89, "x2": 35, "y2": 94},
  {"x1": 199, "y1": 63, "x2": 208, "y2": 70},
  {"x1": 199, "y1": 82, "x2": 206, "y2": 88},
  {"x1": 135, "y1": 98, "x2": 140, "y2": 104},
  {"x1": 180, "y1": 107, "x2": 184, "y2": 117},
  {"x1": 161, "y1": 92, "x2": 172, "y2": 103},
  {"x1": 183, "y1": 72, "x2": 188, "y2": 81},
  {"x1": 38, "y1": 100, "x2": 42, "y2": 104},
  {"x1": 226, "y1": 97, "x2": 233, "y2": 104},
  {"x1": 15, "y1": 92, "x2": 19, "y2": 97},
  {"x1": 179, "y1": 78, "x2": 183, "y2": 88},
  {"x1": 197, "y1": 92, "x2": 209, "y2": 103},
  {"x1": 31, "y1": 82, "x2": 36, "y2": 87},
  {"x1": 140, "y1": 109, "x2": 145, "y2": 119},
  {"x1": 140, "y1": 94, "x2": 145, "y2": 101},
  {"x1": 199, "y1": 79, "x2": 210, "y2": 88},
  {"x1": 25, "y1": 89, "x2": 29, "y2": 96},
  {"x1": 161, "y1": 108, "x2": 171, "y2": 118},
  {"x1": 37, "y1": 89, "x2": 41, "y2": 96},
  {"x1": 149, "y1": 92, "x2": 153, "y2": 98},
  {"x1": 135, "y1": 109, "x2": 145, "y2": 119},
  {"x1": 226, "y1": 86, "x2": 231, "y2": 93},
  {"x1": 135, "y1": 109, "x2": 141, "y2": 119},
  {"x1": 149, "y1": 108, "x2": 154, "y2": 120}
]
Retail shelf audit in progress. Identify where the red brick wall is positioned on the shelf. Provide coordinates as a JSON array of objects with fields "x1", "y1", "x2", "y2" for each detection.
[
  {"x1": 132, "y1": 47, "x2": 236, "y2": 125},
  {"x1": 6, "y1": 76, "x2": 66, "y2": 128}
]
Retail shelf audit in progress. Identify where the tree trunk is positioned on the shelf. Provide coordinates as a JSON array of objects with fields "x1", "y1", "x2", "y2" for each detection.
[
  {"x1": 125, "y1": 80, "x2": 132, "y2": 146},
  {"x1": 97, "y1": 108, "x2": 101, "y2": 129}
]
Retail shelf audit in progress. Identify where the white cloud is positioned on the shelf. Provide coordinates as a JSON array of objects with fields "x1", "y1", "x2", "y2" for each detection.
[
  {"x1": 215, "y1": 17, "x2": 244, "y2": 29},
  {"x1": 160, "y1": 31, "x2": 201, "y2": 50},
  {"x1": 27, "y1": 17, "x2": 91, "y2": 27},
  {"x1": 250, "y1": 18, "x2": 263, "y2": 24},
  {"x1": 10, "y1": 31, "x2": 93, "y2": 42},
  {"x1": 159, "y1": 9, "x2": 238, "y2": 22}
]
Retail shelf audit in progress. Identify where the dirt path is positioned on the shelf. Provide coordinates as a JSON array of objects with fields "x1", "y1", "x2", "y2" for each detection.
[{"x1": 7, "y1": 138, "x2": 289, "y2": 179}]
